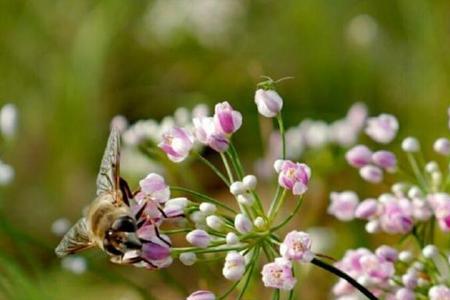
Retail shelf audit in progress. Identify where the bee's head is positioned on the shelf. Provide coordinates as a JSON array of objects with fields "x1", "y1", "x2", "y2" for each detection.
[{"x1": 103, "y1": 216, "x2": 142, "y2": 256}]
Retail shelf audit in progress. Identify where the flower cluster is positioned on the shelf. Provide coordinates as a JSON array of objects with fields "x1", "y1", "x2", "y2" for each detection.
[
  {"x1": 333, "y1": 245, "x2": 450, "y2": 300},
  {"x1": 329, "y1": 109, "x2": 450, "y2": 238}
]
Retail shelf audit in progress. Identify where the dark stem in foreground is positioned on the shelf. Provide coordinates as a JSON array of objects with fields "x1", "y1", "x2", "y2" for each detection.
[{"x1": 311, "y1": 258, "x2": 378, "y2": 300}]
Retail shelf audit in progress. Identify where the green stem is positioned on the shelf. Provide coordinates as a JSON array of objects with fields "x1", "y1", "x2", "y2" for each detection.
[
  {"x1": 170, "y1": 186, "x2": 237, "y2": 214},
  {"x1": 172, "y1": 245, "x2": 246, "y2": 255},
  {"x1": 221, "y1": 152, "x2": 235, "y2": 183},
  {"x1": 272, "y1": 289, "x2": 280, "y2": 300},
  {"x1": 271, "y1": 197, "x2": 303, "y2": 232},
  {"x1": 277, "y1": 114, "x2": 286, "y2": 159},
  {"x1": 196, "y1": 153, "x2": 230, "y2": 186},
  {"x1": 406, "y1": 153, "x2": 428, "y2": 192},
  {"x1": 269, "y1": 189, "x2": 288, "y2": 223},
  {"x1": 228, "y1": 143, "x2": 245, "y2": 179},
  {"x1": 237, "y1": 246, "x2": 260, "y2": 299}
]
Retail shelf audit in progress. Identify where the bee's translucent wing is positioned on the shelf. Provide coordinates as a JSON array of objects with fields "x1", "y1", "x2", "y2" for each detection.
[
  {"x1": 55, "y1": 218, "x2": 93, "y2": 257},
  {"x1": 96, "y1": 126, "x2": 120, "y2": 198}
]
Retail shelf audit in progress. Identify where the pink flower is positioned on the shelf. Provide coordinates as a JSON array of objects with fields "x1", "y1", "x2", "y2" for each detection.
[
  {"x1": 275, "y1": 160, "x2": 311, "y2": 195},
  {"x1": 335, "y1": 248, "x2": 371, "y2": 277},
  {"x1": 254, "y1": 89, "x2": 283, "y2": 118},
  {"x1": 138, "y1": 173, "x2": 170, "y2": 203},
  {"x1": 159, "y1": 127, "x2": 194, "y2": 162},
  {"x1": 396, "y1": 288, "x2": 415, "y2": 300},
  {"x1": 139, "y1": 236, "x2": 172, "y2": 269},
  {"x1": 375, "y1": 245, "x2": 398, "y2": 262},
  {"x1": 428, "y1": 193, "x2": 450, "y2": 232},
  {"x1": 354, "y1": 198, "x2": 378, "y2": 220},
  {"x1": 346, "y1": 145, "x2": 372, "y2": 168},
  {"x1": 359, "y1": 253, "x2": 395, "y2": 283},
  {"x1": 365, "y1": 114, "x2": 399, "y2": 144},
  {"x1": 372, "y1": 150, "x2": 397, "y2": 171},
  {"x1": 379, "y1": 198, "x2": 414, "y2": 234},
  {"x1": 186, "y1": 290, "x2": 216, "y2": 300},
  {"x1": 280, "y1": 231, "x2": 314, "y2": 262},
  {"x1": 193, "y1": 117, "x2": 229, "y2": 152},
  {"x1": 346, "y1": 102, "x2": 368, "y2": 130},
  {"x1": 261, "y1": 258, "x2": 297, "y2": 290},
  {"x1": 359, "y1": 165, "x2": 383, "y2": 183},
  {"x1": 213, "y1": 101, "x2": 242, "y2": 135},
  {"x1": 328, "y1": 191, "x2": 359, "y2": 221}
]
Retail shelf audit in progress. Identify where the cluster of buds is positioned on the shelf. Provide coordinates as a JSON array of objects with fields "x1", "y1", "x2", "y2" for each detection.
[
  {"x1": 333, "y1": 245, "x2": 450, "y2": 300},
  {"x1": 329, "y1": 108, "x2": 450, "y2": 239}
]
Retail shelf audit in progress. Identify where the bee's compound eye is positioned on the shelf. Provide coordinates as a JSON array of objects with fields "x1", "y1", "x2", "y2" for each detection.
[{"x1": 112, "y1": 216, "x2": 136, "y2": 232}]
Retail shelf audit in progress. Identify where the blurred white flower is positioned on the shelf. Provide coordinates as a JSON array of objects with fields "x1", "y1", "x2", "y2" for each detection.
[
  {"x1": 0, "y1": 161, "x2": 14, "y2": 185},
  {"x1": 145, "y1": 0, "x2": 245, "y2": 48},
  {"x1": 51, "y1": 218, "x2": 71, "y2": 237},
  {"x1": 0, "y1": 103, "x2": 18, "y2": 138},
  {"x1": 61, "y1": 256, "x2": 87, "y2": 274},
  {"x1": 346, "y1": 14, "x2": 379, "y2": 47}
]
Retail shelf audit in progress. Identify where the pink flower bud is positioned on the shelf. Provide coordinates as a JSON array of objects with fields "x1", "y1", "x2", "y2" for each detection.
[
  {"x1": 280, "y1": 231, "x2": 314, "y2": 262},
  {"x1": 186, "y1": 229, "x2": 210, "y2": 248},
  {"x1": 396, "y1": 288, "x2": 415, "y2": 300},
  {"x1": 276, "y1": 160, "x2": 311, "y2": 195},
  {"x1": 429, "y1": 285, "x2": 450, "y2": 300},
  {"x1": 234, "y1": 214, "x2": 252, "y2": 234},
  {"x1": 261, "y1": 258, "x2": 297, "y2": 290},
  {"x1": 359, "y1": 165, "x2": 383, "y2": 183},
  {"x1": 193, "y1": 117, "x2": 229, "y2": 152},
  {"x1": 186, "y1": 290, "x2": 216, "y2": 300},
  {"x1": 254, "y1": 89, "x2": 283, "y2": 118},
  {"x1": 213, "y1": 101, "x2": 242, "y2": 135},
  {"x1": 328, "y1": 191, "x2": 359, "y2": 221},
  {"x1": 354, "y1": 198, "x2": 378, "y2": 220},
  {"x1": 434, "y1": 137, "x2": 450, "y2": 156},
  {"x1": 159, "y1": 127, "x2": 194, "y2": 163},
  {"x1": 372, "y1": 150, "x2": 397, "y2": 170},
  {"x1": 346, "y1": 145, "x2": 372, "y2": 168},
  {"x1": 375, "y1": 245, "x2": 398, "y2": 262}
]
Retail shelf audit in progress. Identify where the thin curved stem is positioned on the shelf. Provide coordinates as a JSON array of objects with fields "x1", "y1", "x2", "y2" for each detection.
[
  {"x1": 277, "y1": 114, "x2": 286, "y2": 159},
  {"x1": 170, "y1": 186, "x2": 237, "y2": 214},
  {"x1": 311, "y1": 258, "x2": 378, "y2": 300},
  {"x1": 196, "y1": 153, "x2": 230, "y2": 186},
  {"x1": 271, "y1": 197, "x2": 303, "y2": 232}
]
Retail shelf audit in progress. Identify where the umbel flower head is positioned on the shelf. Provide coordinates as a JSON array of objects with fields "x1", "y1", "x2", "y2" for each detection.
[{"x1": 274, "y1": 159, "x2": 311, "y2": 195}]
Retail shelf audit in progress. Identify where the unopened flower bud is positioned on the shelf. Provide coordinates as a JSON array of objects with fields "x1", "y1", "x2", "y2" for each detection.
[
  {"x1": 237, "y1": 194, "x2": 254, "y2": 206},
  {"x1": 242, "y1": 175, "x2": 257, "y2": 190},
  {"x1": 372, "y1": 150, "x2": 397, "y2": 171},
  {"x1": 425, "y1": 161, "x2": 439, "y2": 173},
  {"x1": 199, "y1": 203, "x2": 217, "y2": 215},
  {"x1": 399, "y1": 251, "x2": 413, "y2": 263},
  {"x1": 402, "y1": 273, "x2": 418, "y2": 289},
  {"x1": 396, "y1": 288, "x2": 415, "y2": 300},
  {"x1": 234, "y1": 214, "x2": 252, "y2": 234},
  {"x1": 345, "y1": 145, "x2": 372, "y2": 168},
  {"x1": 434, "y1": 137, "x2": 450, "y2": 155},
  {"x1": 190, "y1": 211, "x2": 205, "y2": 223},
  {"x1": 254, "y1": 89, "x2": 283, "y2": 118},
  {"x1": 226, "y1": 232, "x2": 239, "y2": 245},
  {"x1": 254, "y1": 217, "x2": 266, "y2": 229},
  {"x1": 206, "y1": 215, "x2": 225, "y2": 231},
  {"x1": 402, "y1": 137, "x2": 420, "y2": 152},
  {"x1": 392, "y1": 183, "x2": 407, "y2": 196},
  {"x1": 365, "y1": 220, "x2": 380, "y2": 233},
  {"x1": 222, "y1": 252, "x2": 245, "y2": 281},
  {"x1": 359, "y1": 165, "x2": 383, "y2": 183},
  {"x1": 187, "y1": 290, "x2": 216, "y2": 300},
  {"x1": 422, "y1": 245, "x2": 438, "y2": 259},
  {"x1": 230, "y1": 181, "x2": 245, "y2": 196},
  {"x1": 408, "y1": 187, "x2": 422, "y2": 199},
  {"x1": 166, "y1": 197, "x2": 190, "y2": 209},
  {"x1": 186, "y1": 229, "x2": 211, "y2": 248},
  {"x1": 179, "y1": 252, "x2": 197, "y2": 266},
  {"x1": 365, "y1": 114, "x2": 398, "y2": 144}
]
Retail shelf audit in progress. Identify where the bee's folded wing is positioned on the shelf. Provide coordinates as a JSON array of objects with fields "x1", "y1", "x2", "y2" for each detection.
[
  {"x1": 55, "y1": 218, "x2": 93, "y2": 257},
  {"x1": 96, "y1": 126, "x2": 120, "y2": 199}
]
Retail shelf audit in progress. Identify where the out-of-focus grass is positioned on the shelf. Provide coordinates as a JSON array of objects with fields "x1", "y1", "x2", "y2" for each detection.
[{"x1": 1, "y1": 0, "x2": 450, "y2": 299}]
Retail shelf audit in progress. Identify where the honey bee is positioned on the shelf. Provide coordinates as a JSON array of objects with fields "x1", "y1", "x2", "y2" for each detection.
[{"x1": 55, "y1": 127, "x2": 147, "y2": 265}]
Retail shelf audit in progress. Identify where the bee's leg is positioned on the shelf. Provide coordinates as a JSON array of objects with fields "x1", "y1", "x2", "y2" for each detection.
[
  {"x1": 132, "y1": 188, "x2": 141, "y2": 197},
  {"x1": 154, "y1": 224, "x2": 172, "y2": 247},
  {"x1": 135, "y1": 202, "x2": 147, "y2": 221},
  {"x1": 119, "y1": 177, "x2": 133, "y2": 206},
  {"x1": 140, "y1": 257, "x2": 158, "y2": 269},
  {"x1": 157, "y1": 206, "x2": 168, "y2": 218}
]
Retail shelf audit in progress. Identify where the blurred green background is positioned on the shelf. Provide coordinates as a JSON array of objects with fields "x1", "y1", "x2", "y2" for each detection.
[{"x1": 1, "y1": 0, "x2": 449, "y2": 299}]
